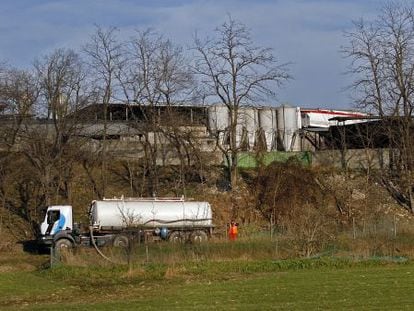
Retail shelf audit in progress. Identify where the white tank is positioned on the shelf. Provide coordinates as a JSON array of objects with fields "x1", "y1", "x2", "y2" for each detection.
[
  {"x1": 277, "y1": 105, "x2": 301, "y2": 151},
  {"x1": 208, "y1": 104, "x2": 229, "y2": 145},
  {"x1": 258, "y1": 108, "x2": 278, "y2": 151},
  {"x1": 90, "y1": 199, "x2": 213, "y2": 230},
  {"x1": 236, "y1": 107, "x2": 258, "y2": 150}
]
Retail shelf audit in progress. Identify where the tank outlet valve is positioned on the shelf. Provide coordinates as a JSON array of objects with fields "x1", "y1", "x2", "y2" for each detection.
[{"x1": 160, "y1": 227, "x2": 169, "y2": 240}]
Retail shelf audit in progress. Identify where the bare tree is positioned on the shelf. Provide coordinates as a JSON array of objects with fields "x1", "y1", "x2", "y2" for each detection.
[
  {"x1": 0, "y1": 67, "x2": 40, "y2": 236},
  {"x1": 0, "y1": 48, "x2": 90, "y2": 235},
  {"x1": 343, "y1": 3, "x2": 414, "y2": 212},
  {"x1": 193, "y1": 16, "x2": 290, "y2": 188},
  {"x1": 0, "y1": 50, "x2": 90, "y2": 235},
  {"x1": 84, "y1": 26, "x2": 123, "y2": 198},
  {"x1": 0, "y1": 67, "x2": 38, "y2": 150},
  {"x1": 29, "y1": 48, "x2": 89, "y2": 203},
  {"x1": 116, "y1": 30, "x2": 197, "y2": 196}
]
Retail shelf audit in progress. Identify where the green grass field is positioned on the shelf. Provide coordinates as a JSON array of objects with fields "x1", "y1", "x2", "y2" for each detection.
[{"x1": 1, "y1": 258, "x2": 414, "y2": 310}]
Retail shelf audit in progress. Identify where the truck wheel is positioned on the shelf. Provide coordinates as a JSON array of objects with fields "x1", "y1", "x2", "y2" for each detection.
[
  {"x1": 113, "y1": 234, "x2": 129, "y2": 248},
  {"x1": 190, "y1": 230, "x2": 208, "y2": 243},
  {"x1": 168, "y1": 231, "x2": 184, "y2": 243},
  {"x1": 54, "y1": 239, "x2": 73, "y2": 253}
]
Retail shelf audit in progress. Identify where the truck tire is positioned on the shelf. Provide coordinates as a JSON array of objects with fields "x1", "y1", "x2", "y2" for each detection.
[
  {"x1": 190, "y1": 230, "x2": 208, "y2": 243},
  {"x1": 54, "y1": 238, "x2": 74, "y2": 253},
  {"x1": 113, "y1": 234, "x2": 129, "y2": 248},
  {"x1": 168, "y1": 231, "x2": 184, "y2": 243}
]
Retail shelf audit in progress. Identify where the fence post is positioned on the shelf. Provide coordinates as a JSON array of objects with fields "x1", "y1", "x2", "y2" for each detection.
[
  {"x1": 270, "y1": 214, "x2": 274, "y2": 242},
  {"x1": 275, "y1": 232, "x2": 278, "y2": 257},
  {"x1": 362, "y1": 219, "x2": 366, "y2": 236},
  {"x1": 50, "y1": 246, "x2": 58, "y2": 267},
  {"x1": 393, "y1": 215, "x2": 397, "y2": 238},
  {"x1": 352, "y1": 217, "x2": 356, "y2": 240}
]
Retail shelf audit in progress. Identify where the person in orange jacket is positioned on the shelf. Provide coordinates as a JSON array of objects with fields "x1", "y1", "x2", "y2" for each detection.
[{"x1": 229, "y1": 221, "x2": 238, "y2": 241}]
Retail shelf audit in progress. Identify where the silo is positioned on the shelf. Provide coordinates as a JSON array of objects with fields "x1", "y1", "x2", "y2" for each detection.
[
  {"x1": 208, "y1": 104, "x2": 229, "y2": 145},
  {"x1": 258, "y1": 108, "x2": 278, "y2": 151},
  {"x1": 277, "y1": 105, "x2": 301, "y2": 151},
  {"x1": 244, "y1": 107, "x2": 258, "y2": 150},
  {"x1": 236, "y1": 107, "x2": 258, "y2": 150}
]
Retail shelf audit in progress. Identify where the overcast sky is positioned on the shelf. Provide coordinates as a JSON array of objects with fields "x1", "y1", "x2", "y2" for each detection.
[{"x1": 0, "y1": 0, "x2": 388, "y2": 109}]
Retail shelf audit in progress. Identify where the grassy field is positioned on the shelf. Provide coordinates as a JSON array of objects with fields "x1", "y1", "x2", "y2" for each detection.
[{"x1": 1, "y1": 257, "x2": 414, "y2": 310}]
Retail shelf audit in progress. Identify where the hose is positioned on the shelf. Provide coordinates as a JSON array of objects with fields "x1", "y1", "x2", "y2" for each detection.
[
  {"x1": 89, "y1": 226, "x2": 124, "y2": 265},
  {"x1": 142, "y1": 218, "x2": 213, "y2": 225}
]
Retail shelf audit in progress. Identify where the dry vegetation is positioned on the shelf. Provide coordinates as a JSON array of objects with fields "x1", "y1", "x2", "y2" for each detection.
[{"x1": 2, "y1": 155, "x2": 414, "y2": 269}]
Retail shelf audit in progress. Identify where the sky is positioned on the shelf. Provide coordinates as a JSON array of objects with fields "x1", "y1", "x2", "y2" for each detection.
[{"x1": 0, "y1": 0, "x2": 388, "y2": 109}]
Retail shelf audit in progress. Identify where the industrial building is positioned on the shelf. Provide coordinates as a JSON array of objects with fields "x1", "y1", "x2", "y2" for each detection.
[
  {"x1": 1, "y1": 101, "x2": 389, "y2": 168},
  {"x1": 71, "y1": 103, "x2": 369, "y2": 151}
]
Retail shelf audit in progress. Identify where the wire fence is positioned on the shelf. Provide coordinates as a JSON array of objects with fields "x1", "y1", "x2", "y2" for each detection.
[{"x1": 48, "y1": 214, "x2": 414, "y2": 267}]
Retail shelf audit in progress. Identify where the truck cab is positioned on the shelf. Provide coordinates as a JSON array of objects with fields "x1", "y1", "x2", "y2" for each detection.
[{"x1": 39, "y1": 205, "x2": 73, "y2": 246}]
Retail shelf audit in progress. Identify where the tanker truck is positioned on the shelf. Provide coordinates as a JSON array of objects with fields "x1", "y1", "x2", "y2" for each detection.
[{"x1": 38, "y1": 197, "x2": 213, "y2": 251}]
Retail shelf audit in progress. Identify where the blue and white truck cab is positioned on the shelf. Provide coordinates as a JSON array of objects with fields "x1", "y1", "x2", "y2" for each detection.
[{"x1": 39, "y1": 205, "x2": 73, "y2": 247}]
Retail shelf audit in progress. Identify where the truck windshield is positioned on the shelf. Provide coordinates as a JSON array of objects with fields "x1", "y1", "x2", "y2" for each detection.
[{"x1": 47, "y1": 210, "x2": 60, "y2": 224}]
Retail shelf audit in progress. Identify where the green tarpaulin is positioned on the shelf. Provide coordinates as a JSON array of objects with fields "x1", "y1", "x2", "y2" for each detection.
[{"x1": 223, "y1": 151, "x2": 312, "y2": 168}]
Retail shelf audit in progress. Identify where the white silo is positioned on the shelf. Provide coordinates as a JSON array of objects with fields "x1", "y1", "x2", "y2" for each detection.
[
  {"x1": 235, "y1": 108, "x2": 246, "y2": 150},
  {"x1": 277, "y1": 105, "x2": 301, "y2": 151},
  {"x1": 244, "y1": 107, "x2": 259, "y2": 150},
  {"x1": 236, "y1": 106, "x2": 258, "y2": 150},
  {"x1": 208, "y1": 104, "x2": 229, "y2": 145},
  {"x1": 258, "y1": 108, "x2": 278, "y2": 151}
]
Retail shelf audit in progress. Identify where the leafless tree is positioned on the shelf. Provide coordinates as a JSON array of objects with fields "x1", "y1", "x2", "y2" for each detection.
[
  {"x1": 116, "y1": 30, "x2": 198, "y2": 196},
  {"x1": 343, "y1": 2, "x2": 414, "y2": 212},
  {"x1": 0, "y1": 67, "x2": 38, "y2": 150},
  {"x1": 0, "y1": 66, "x2": 40, "y2": 236},
  {"x1": 1, "y1": 49, "x2": 90, "y2": 235},
  {"x1": 84, "y1": 26, "x2": 123, "y2": 198},
  {"x1": 29, "y1": 48, "x2": 88, "y2": 202},
  {"x1": 0, "y1": 49, "x2": 90, "y2": 234},
  {"x1": 193, "y1": 16, "x2": 291, "y2": 188}
]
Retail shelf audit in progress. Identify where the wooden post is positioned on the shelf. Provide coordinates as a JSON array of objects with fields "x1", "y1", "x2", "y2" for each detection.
[
  {"x1": 270, "y1": 214, "x2": 274, "y2": 241},
  {"x1": 394, "y1": 215, "x2": 397, "y2": 238},
  {"x1": 50, "y1": 246, "x2": 57, "y2": 267},
  {"x1": 352, "y1": 217, "x2": 356, "y2": 240},
  {"x1": 363, "y1": 219, "x2": 366, "y2": 236}
]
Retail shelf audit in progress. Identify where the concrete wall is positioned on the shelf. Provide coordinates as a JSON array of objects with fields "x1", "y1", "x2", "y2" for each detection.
[{"x1": 311, "y1": 148, "x2": 390, "y2": 170}]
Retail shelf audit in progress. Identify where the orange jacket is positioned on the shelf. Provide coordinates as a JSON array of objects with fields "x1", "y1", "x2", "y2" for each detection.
[{"x1": 229, "y1": 224, "x2": 238, "y2": 235}]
